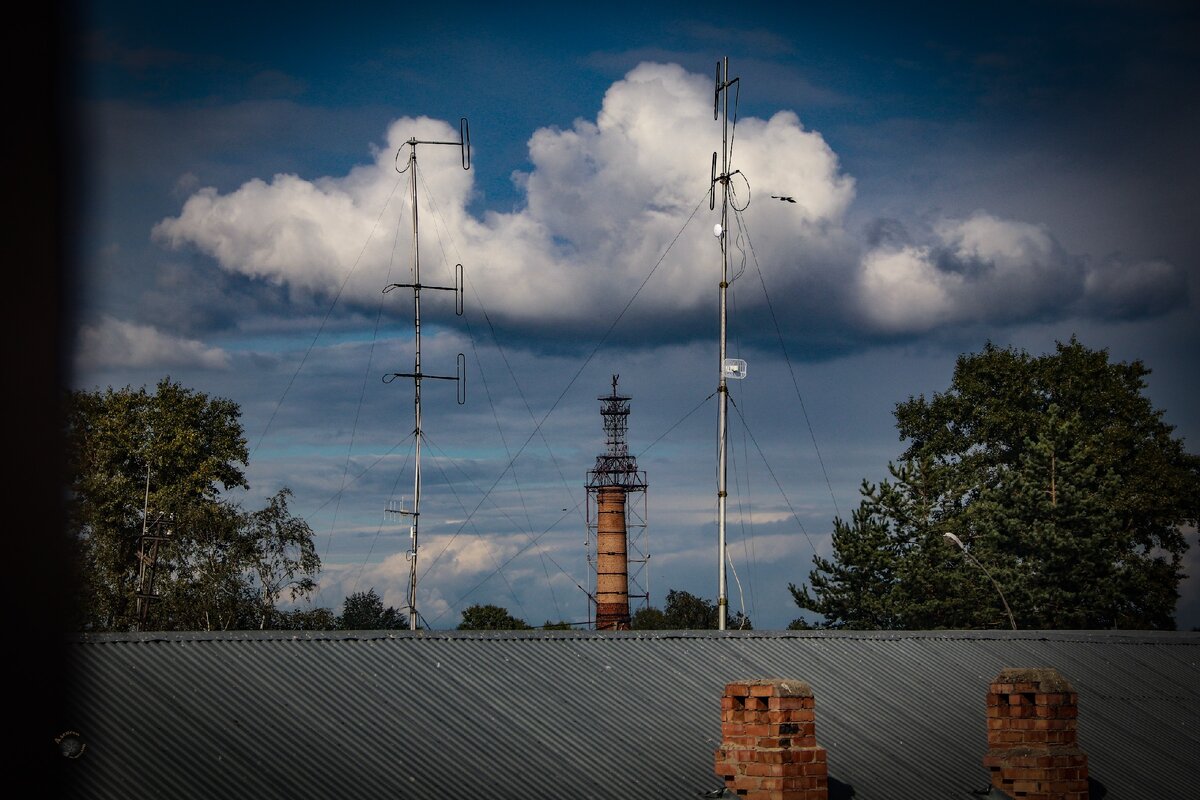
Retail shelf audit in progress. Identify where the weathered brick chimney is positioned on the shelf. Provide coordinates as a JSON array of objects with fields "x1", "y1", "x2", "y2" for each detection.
[
  {"x1": 983, "y1": 668, "x2": 1088, "y2": 799},
  {"x1": 714, "y1": 679, "x2": 828, "y2": 800}
]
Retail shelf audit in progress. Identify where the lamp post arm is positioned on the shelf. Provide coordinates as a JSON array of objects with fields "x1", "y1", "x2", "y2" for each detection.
[{"x1": 963, "y1": 551, "x2": 1018, "y2": 631}]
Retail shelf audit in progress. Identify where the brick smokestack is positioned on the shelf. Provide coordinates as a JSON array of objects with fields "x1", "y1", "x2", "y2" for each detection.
[
  {"x1": 714, "y1": 679, "x2": 828, "y2": 800},
  {"x1": 595, "y1": 486, "x2": 630, "y2": 629},
  {"x1": 586, "y1": 376, "x2": 646, "y2": 631},
  {"x1": 983, "y1": 668, "x2": 1088, "y2": 799}
]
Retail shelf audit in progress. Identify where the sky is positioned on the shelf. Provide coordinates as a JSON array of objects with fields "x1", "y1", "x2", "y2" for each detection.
[{"x1": 63, "y1": 0, "x2": 1199, "y2": 630}]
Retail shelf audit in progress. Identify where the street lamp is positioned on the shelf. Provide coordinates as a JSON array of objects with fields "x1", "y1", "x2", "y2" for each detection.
[{"x1": 943, "y1": 532, "x2": 1017, "y2": 630}]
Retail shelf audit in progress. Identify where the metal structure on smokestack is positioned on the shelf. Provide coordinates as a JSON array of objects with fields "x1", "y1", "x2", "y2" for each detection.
[
  {"x1": 383, "y1": 119, "x2": 470, "y2": 631},
  {"x1": 586, "y1": 375, "x2": 648, "y2": 631}
]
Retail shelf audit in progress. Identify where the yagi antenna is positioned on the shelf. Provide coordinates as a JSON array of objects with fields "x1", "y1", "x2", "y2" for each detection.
[{"x1": 383, "y1": 117, "x2": 472, "y2": 630}]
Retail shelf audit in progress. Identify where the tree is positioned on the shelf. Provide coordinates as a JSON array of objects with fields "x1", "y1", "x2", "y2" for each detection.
[
  {"x1": 629, "y1": 589, "x2": 752, "y2": 630},
  {"x1": 157, "y1": 498, "x2": 257, "y2": 630},
  {"x1": 630, "y1": 606, "x2": 668, "y2": 630},
  {"x1": 789, "y1": 460, "x2": 994, "y2": 629},
  {"x1": 243, "y1": 488, "x2": 321, "y2": 629},
  {"x1": 64, "y1": 378, "x2": 321, "y2": 631},
  {"x1": 338, "y1": 589, "x2": 408, "y2": 630},
  {"x1": 792, "y1": 339, "x2": 1200, "y2": 630},
  {"x1": 456, "y1": 604, "x2": 531, "y2": 630},
  {"x1": 270, "y1": 607, "x2": 337, "y2": 630}
]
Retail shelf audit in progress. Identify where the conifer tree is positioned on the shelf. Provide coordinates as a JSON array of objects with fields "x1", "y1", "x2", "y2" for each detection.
[{"x1": 792, "y1": 338, "x2": 1199, "y2": 630}]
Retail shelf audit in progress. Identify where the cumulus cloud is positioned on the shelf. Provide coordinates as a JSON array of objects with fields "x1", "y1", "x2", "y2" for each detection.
[
  {"x1": 152, "y1": 62, "x2": 854, "y2": 335},
  {"x1": 151, "y1": 61, "x2": 1185, "y2": 347},
  {"x1": 854, "y1": 213, "x2": 1083, "y2": 333},
  {"x1": 75, "y1": 315, "x2": 231, "y2": 370},
  {"x1": 852, "y1": 212, "x2": 1188, "y2": 334}
]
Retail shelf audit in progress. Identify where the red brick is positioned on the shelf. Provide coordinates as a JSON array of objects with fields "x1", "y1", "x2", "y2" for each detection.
[{"x1": 769, "y1": 696, "x2": 812, "y2": 710}]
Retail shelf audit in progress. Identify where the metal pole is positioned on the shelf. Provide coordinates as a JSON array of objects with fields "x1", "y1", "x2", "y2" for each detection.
[
  {"x1": 408, "y1": 139, "x2": 422, "y2": 632},
  {"x1": 716, "y1": 56, "x2": 731, "y2": 631},
  {"x1": 384, "y1": 122, "x2": 470, "y2": 632}
]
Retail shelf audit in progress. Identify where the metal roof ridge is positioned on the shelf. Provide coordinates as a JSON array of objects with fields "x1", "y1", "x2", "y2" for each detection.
[{"x1": 68, "y1": 628, "x2": 1200, "y2": 644}]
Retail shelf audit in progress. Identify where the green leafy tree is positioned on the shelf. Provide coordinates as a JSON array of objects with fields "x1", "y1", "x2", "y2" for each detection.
[
  {"x1": 65, "y1": 378, "x2": 321, "y2": 631},
  {"x1": 629, "y1": 589, "x2": 752, "y2": 629},
  {"x1": 338, "y1": 589, "x2": 408, "y2": 630},
  {"x1": 793, "y1": 339, "x2": 1200, "y2": 630},
  {"x1": 158, "y1": 499, "x2": 256, "y2": 630},
  {"x1": 630, "y1": 606, "x2": 667, "y2": 630},
  {"x1": 541, "y1": 620, "x2": 574, "y2": 630},
  {"x1": 456, "y1": 604, "x2": 532, "y2": 630},
  {"x1": 664, "y1": 589, "x2": 719, "y2": 628},
  {"x1": 243, "y1": 488, "x2": 320, "y2": 628},
  {"x1": 163, "y1": 490, "x2": 321, "y2": 631},
  {"x1": 270, "y1": 607, "x2": 336, "y2": 630},
  {"x1": 66, "y1": 378, "x2": 248, "y2": 629}
]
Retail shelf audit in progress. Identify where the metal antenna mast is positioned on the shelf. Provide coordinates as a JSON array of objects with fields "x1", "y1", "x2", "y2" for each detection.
[
  {"x1": 133, "y1": 466, "x2": 170, "y2": 631},
  {"x1": 384, "y1": 118, "x2": 470, "y2": 631},
  {"x1": 710, "y1": 57, "x2": 741, "y2": 631}
]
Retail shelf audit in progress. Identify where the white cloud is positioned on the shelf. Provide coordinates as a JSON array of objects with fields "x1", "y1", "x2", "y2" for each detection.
[
  {"x1": 151, "y1": 62, "x2": 1185, "y2": 345},
  {"x1": 75, "y1": 315, "x2": 231, "y2": 370},
  {"x1": 855, "y1": 213, "x2": 1084, "y2": 333},
  {"x1": 152, "y1": 62, "x2": 855, "y2": 331},
  {"x1": 857, "y1": 245, "x2": 960, "y2": 332},
  {"x1": 853, "y1": 211, "x2": 1193, "y2": 335}
]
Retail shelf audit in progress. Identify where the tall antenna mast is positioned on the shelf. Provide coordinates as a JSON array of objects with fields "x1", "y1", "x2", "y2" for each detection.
[
  {"x1": 710, "y1": 57, "x2": 741, "y2": 631},
  {"x1": 384, "y1": 118, "x2": 470, "y2": 631}
]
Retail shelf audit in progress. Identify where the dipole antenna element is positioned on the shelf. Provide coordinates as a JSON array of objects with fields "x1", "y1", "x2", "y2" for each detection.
[{"x1": 382, "y1": 118, "x2": 471, "y2": 631}]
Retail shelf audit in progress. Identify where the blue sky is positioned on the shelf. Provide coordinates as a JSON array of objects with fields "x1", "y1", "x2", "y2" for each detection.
[{"x1": 66, "y1": 0, "x2": 1199, "y2": 629}]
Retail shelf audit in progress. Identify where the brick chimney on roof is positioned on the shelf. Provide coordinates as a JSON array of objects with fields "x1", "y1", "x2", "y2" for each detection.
[
  {"x1": 983, "y1": 667, "x2": 1089, "y2": 800},
  {"x1": 714, "y1": 679, "x2": 828, "y2": 800}
]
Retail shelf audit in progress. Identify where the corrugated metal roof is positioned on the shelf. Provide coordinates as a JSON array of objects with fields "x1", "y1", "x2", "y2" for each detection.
[{"x1": 60, "y1": 629, "x2": 1198, "y2": 799}]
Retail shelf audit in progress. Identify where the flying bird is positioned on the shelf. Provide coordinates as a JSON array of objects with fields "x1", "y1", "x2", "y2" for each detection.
[{"x1": 771, "y1": 195, "x2": 796, "y2": 203}]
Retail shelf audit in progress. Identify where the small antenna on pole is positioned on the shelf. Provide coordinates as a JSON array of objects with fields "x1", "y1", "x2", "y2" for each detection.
[{"x1": 382, "y1": 117, "x2": 472, "y2": 631}]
